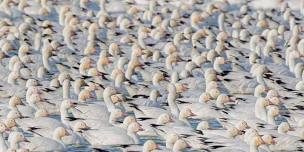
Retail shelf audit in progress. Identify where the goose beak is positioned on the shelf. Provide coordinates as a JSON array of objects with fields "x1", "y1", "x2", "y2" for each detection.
[
  {"x1": 224, "y1": 60, "x2": 231, "y2": 64},
  {"x1": 271, "y1": 139, "x2": 276, "y2": 145},
  {"x1": 122, "y1": 112, "x2": 127, "y2": 117},
  {"x1": 190, "y1": 111, "x2": 197, "y2": 116},
  {"x1": 23, "y1": 138, "x2": 30, "y2": 143},
  {"x1": 229, "y1": 99, "x2": 235, "y2": 102},
  {"x1": 65, "y1": 131, "x2": 70, "y2": 136},
  {"x1": 155, "y1": 144, "x2": 160, "y2": 149},
  {"x1": 70, "y1": 102, "x2": 77, "y2": 108},
  {"x1": 169, "y1": 117, "x2": 174, "y2": 122},
  {"x1": 186, "y1": 143, "x2": 192, "y2": 148},
  {"x1": 139, "y1": 126, "x2": 144, "y2": 131},
  {"x1": 182, "y1": 85, "x2": 189, "y2": 91}
]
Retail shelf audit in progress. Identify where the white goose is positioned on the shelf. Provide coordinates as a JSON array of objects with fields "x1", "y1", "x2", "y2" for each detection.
[
  {"x1": 20, "y1": 127, "x2": 69, "y2": 151},
  {"x1": 0, "y1": 122, "x2": 8, "y2": 152},
  {"x1": 8, "y1": 132, "x2": 28, "y2": 151},
  {"x1": 78, "y1": 122, "x2": 143, "y2": 146}
]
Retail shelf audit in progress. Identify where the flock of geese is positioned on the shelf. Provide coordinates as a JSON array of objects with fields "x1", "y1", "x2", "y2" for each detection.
[{"x1": 0, "y1": 0, "x2": 303, "y2": 151}]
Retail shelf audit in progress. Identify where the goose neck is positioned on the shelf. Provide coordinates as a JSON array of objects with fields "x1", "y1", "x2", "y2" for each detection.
[
  {"x1": 127, "y1": 131, "x2": 140, "y2": 144},
  {"x1": 0, "y1": 133, "x2": 7, "y2": 152},
  {"x1": 104, "y1": 95, "x2": 115, "y2": 112},
  {"x1": 267, "y1": 112, "x2": 276, "y2": 125}
]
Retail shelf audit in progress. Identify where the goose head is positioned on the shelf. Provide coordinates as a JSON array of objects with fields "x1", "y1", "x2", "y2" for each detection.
[
  {"x1": 190, "y1": 11, "x2": 203, "y2": 25},
  {"x1": 73, "y1": 79, "x2": 86, "y2": 93},
  {"x1": 216, "y1": 31, "x2": 228, "y2": 42},
  {"x1": 122, "y1": 116, "x2": 136, "y2": 129},
  {"x1": 25, "y1": 79, "x2": 38, "y2": 88},
  {"x1": 103, "y1": 87, "x2": 117, "y2": 97},
  {"x1": 0, "y1": 122, "x2": 8, "y2": 134},
  {"x1": 209, "y1": 88, "x2": 220, "y2": 99},
  {"x1": 108, "y1": 43, "x2": 120, "y2": 56},
  {"x1": 109, "y1": 109, "x2": 124, "y2": 124},
  {"x1": 28, "y1": 93, "x2": 41, "y2": 104},
  {"x1": 9, "y1": 56, "x2": 20, "y2": 71},
  {"x1": 236, "y1": 120, "x2": 249, "y2": 131},
  {"x1": 227, "y1": 127, "x2": 240, "y2": 138},
  {"x1": 78, "y1": 89, "x2": 93, "y2": 102},
  {"x1": 199, "y1": 92, "x2": 212, "y2": 103},
  {"x1": 261, "y1": 135, "x2": 276, "y2": 145},
  {"x1": 207, "y1": 49, "x2": 218, "y2": 62},
  {"x1": 7, "y1": 110, "x2": 22, "y2": 119},
  {"x1": 143, "y1": 140, "x2": 159, "y2": 152},
  {"x1": 172, "y1": 139, "x2": 190, "y2": 152},
  {"x1": 58, "y1": 72, "x2": 70, "y2": 85},
  {"x1": 254, "y1": 84, "x2": 267, "y2": 97},
  {"x1": 179, "y1": 108, "x2": 196, "y2": 120},
  {"x1": 216, "y1": 94, "x2": 233, "y2": 108},
  {"x1": 9, "y1": 96, "x2": 23, "y2": 109},
  {"x1": 127, "y1": 122, "x2": 143, "y2": 134},
  {"x1": 111, "y1": 94, "x2": 125, "y2": 104},
  {"x1": 278, "y1": 122, "x2": 293, "y2": 134},
  {"x1": 164, "y1": 42, "x2": 177, "y2": 55},
  {"x1": 73, "y1": 121, "x2": 90, "y2": 132},
  {"x1": 53, "y1": 127, "x2": 69, "y2": 141},
  {"x1": 196, "y1": 121, "x2": 210, "y2": 130},
  {"x1": 18, "y1": 44, "x2": 30, "y2": 55},
  {"x1": 114, "y1": 73, "x2": 125, "y2": 87},
  {"x1": 60, "y1": 100, "x2": 77, "y2": 110},
  {"x1": 166, "y1": 133, "x2": 179, "y2": 149},
  {"x1": 80, "y1": 57, "x2": 92, "y2": 67},
  {"x1": 131, "y1": 44, "x2": 143, "y2": 57},
  {"x1": 157, "y1": 113, "x2": 173, "y2": 125},
  {"x1": 175, "y1": 83, "x2": 189, "y2": 93},
  {"x1": 205, "y1": 73, "x2": 217, "y2": 83},
  {"x1": 266, "y1": 90, "x2": 279, "y2": 98},
  {"x1": 268, "y1": 97, "x2": 280, "y2": 105},
  {"x1": 34, "y1": 109, "x2": 49, "y2": 117},
  {"x1": 256, "y1": 97, "x2": 270, "y2": 108},
  {"x1": 8, "y1": 132, "x2": 28, "y2": 149},
  {"x1": 152, "y1": 72, "x2": 165, "y2": 86}
]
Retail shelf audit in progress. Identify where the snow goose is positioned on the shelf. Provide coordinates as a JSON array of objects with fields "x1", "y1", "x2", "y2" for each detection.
[
  {"x1": 72, "y1": 108, "x2": 124, "y2": 129},
  {"x1": 262, "y1": 132, "x2": 304, "y2": 151},
  {"x1": 142, "y1": 140, "x2": 159, "y2": 152},
  {"x1": 255, "y1": 97, "x2": 270, "y2": 121},
  {"x1": 1, "y1": 96, "x2": 35, "y2": 118},
  {"x1": 0, "y1": 122, "x2": 8, "y2": 152},
  {"x1": 102, "y1": 86, "x2": 118, "y2": 112},
  {"x1": 172, "y1": 139, "x2": 190, "y2": 152},
  {"x1": 8, "y1": 132, "x2": 28, "y2": 151},
  {"x1": 266, "y1": 106, "x2": 280, "y2": 125},
  {"x1": 20, "y1": 127, "x2": 69, "y2": 151},
  {"x1": 16, "y1": 110, "x2": 66, "y2": 139},
  {"x1": 79, "y1": 122, "x2": 143, "y2": 146},
  {"x1": 167, "y1": 83, "x2": 180, "y2": 117}
]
